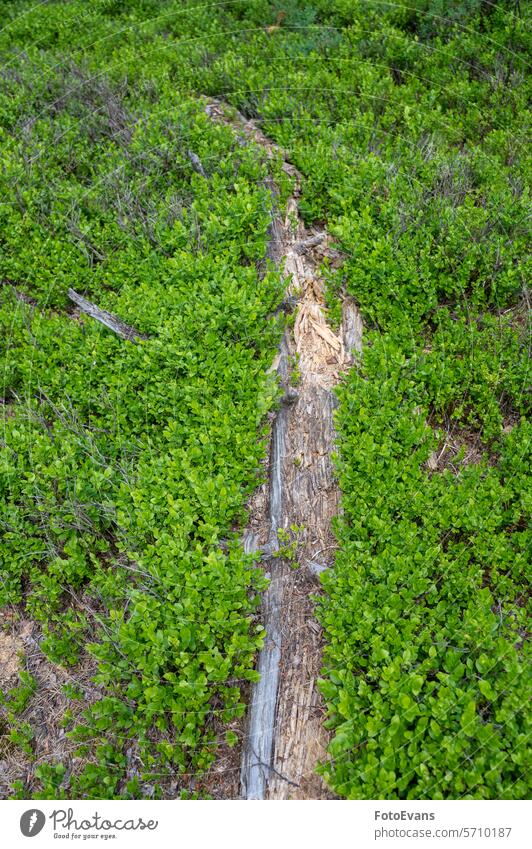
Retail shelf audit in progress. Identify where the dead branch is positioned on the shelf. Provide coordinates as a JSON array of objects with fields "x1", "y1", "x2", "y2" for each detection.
[
  {"x1": 68, "y1": 289, "x2": 148, "y2": 342},
  {"x1": 187, "y1": 149, "x2": 207, "y2": 177}
]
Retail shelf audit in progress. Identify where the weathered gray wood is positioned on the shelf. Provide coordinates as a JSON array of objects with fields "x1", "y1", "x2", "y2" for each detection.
[
  {"x1": 342, "y1": 298, "x2": 364, "y2": 360},
  {"x1": 292, "y1": 232, "x2": 326, "y2": 253},
  {"x1": 187, "y1": 149, "x2": 206, "y2": 177},
  {"x1": 68, "y1": 289, "x2": 147, "y2": 342},
  {"x1": 241, "y1": 333, "x2": 297, "y2": 799},
  {"x1": 240, "y1": 226, "x2": 291, "y2": 800}
]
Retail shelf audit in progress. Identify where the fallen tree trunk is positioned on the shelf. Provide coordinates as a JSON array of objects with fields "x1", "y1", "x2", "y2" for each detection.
[{"x1": 204, "y1": 98, "x2": 363, "y2": 799}]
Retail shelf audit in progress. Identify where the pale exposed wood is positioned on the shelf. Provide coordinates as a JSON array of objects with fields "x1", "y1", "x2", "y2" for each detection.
[{"x1": 67, "y1": 289, "x2": 147, "y2": 342}]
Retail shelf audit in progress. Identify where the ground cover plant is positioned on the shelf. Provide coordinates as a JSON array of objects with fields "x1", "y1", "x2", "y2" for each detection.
[
  {"x1": 0, "y1": 0, "x2": 530, "y2": 800},
  {"x1": 0, "y1": 2, "x2": 289, "y2": 798}
]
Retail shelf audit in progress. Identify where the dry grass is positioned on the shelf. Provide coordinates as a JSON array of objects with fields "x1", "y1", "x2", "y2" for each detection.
[{"x1": 0, "y1": 610, "x2": 101, "y2": 798}]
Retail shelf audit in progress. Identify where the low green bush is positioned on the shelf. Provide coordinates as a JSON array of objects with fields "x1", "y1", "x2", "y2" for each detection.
[{"x1": 0, "y1": 0, "x2": 529, "y2": 800}]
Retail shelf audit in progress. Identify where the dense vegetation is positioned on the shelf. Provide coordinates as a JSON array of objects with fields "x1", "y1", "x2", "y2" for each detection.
[
  {"x1": 0, "y1": 1, "x2": 288, "y2": 798},
  {"x1": 1, "y1": 0, "x2": 530, "y2": 800}
]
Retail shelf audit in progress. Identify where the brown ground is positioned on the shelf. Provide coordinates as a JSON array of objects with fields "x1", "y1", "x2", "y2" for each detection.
[{"x1": 0, "y1": 611, "x2": 101, "y2": 797}]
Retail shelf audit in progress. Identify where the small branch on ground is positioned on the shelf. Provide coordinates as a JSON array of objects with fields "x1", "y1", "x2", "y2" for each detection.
[
  {"x1": 68, "y1": 289, "x2": 148, "y2": 342},
  {"x1": 187, "y1": 149, "x2": 207, "y2": 177}
]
